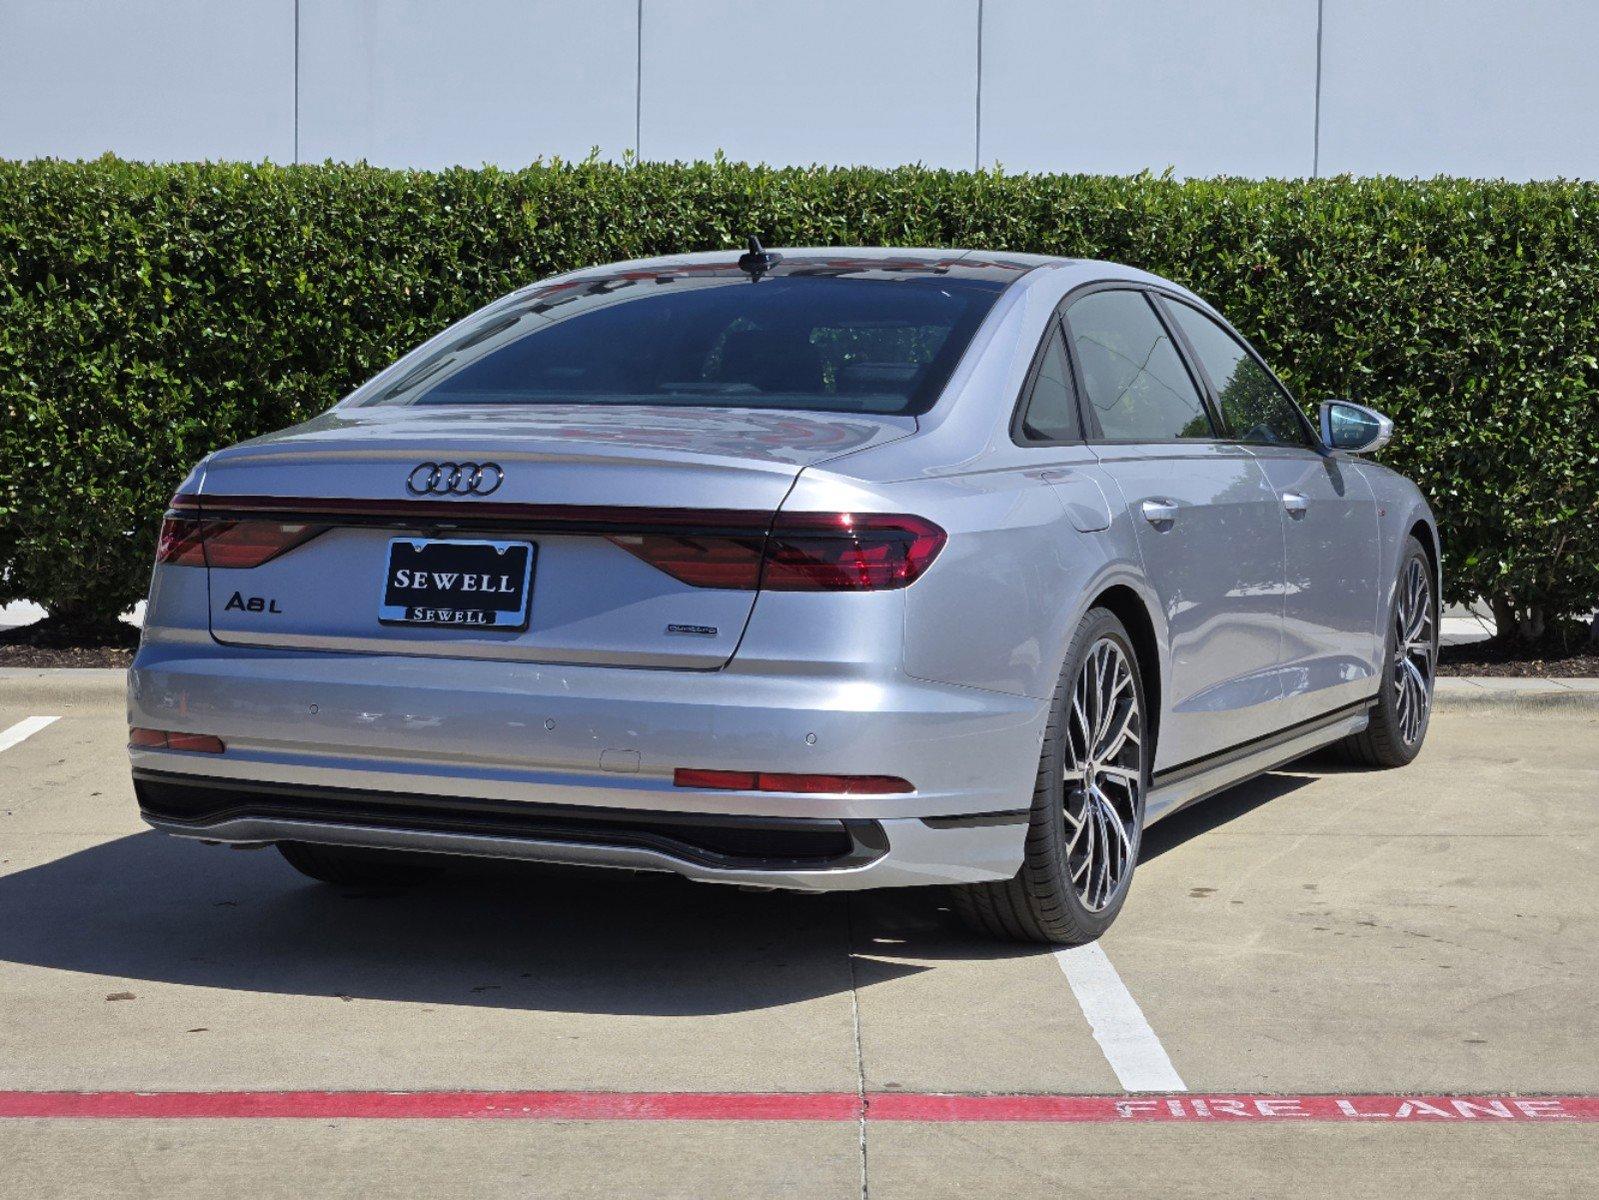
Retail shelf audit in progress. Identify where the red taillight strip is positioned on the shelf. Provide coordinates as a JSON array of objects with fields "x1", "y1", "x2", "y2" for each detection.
[
  {"x1": 167, "y1": 493, "x2": 778, "y2": 536},
  {"x1": 673, "y1": 768, "x2": 914, "y2": 795},
  {"x1": 163, "y1": 495, "x2": 947, "y2": 589}
]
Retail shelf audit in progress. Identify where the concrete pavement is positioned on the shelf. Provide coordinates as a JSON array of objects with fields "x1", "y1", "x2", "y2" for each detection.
[{"x1": 1, "y1": 671, "x2": 1595, "y2": 1197}]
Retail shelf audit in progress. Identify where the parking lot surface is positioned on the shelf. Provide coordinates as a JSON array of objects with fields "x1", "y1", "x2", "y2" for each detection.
[{"x1": 1, "y1": 670, "x2": 1595, "y2": 1197}]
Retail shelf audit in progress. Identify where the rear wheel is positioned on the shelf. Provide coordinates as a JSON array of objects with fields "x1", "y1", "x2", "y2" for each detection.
[
  {"x1": 275, "y1": 841, "x2": 444, "y2": 887},
  {"x1": 1341, "y1": 536, "x2": 1437, "y2": 768},
  {"x1": 952, "y1": 607, "x2": 1147, "y2": 944}
]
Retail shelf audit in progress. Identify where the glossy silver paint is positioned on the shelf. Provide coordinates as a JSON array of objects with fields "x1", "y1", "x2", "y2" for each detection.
[{"x1": 129, "y1": 249, "x2": 1439, "y2": 891}]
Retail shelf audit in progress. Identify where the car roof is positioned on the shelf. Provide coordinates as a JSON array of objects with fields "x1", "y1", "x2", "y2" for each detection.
[
  {"x1": 532, "y1": 246, "x2": 1057, "y2": 287},
  {"x1": 494, "y1": 249, "x2": 1209, "y2": 327},
  {"x1": 535, "y1": 247, "x2": 1196, "y2": 295}
]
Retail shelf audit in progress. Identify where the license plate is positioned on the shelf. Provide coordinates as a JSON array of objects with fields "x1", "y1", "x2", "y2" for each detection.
[{"x1": 379, "y1": 538, "x2": 535, "y2": 630}]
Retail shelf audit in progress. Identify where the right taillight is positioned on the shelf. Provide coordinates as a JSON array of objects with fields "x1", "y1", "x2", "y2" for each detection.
[
  {"x1": 608, "y1": 512, "x2": 945, "y2": 592},
  {"x1": 762, "y1": 513, "x2": 946, "y2": 591},
  {"x1": 604, "y1": 533, "x2": 765, "y2": 589}
]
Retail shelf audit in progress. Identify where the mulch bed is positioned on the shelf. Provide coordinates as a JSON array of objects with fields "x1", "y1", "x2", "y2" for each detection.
[
  {"x1": 0, "y1": 644, "x2": 134, "y2": 669},
  {"x1": 0, "y1": 616, "x2": 138, "y2": 669},
  {"x1": 1438, "y1": 639, "x2": 1599, "y2": 678}
]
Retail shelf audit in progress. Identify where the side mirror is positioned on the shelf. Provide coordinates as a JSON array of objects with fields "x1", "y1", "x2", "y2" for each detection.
[{"x1": 1319, "y1": 400, "x2": 1393, "y2": 454}]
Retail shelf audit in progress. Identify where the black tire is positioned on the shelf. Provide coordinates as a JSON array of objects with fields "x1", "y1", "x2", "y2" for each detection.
[
  {"x1": 951, "y1": 606, "x2": 1149, "y2": 945},
  {"x1": 1341, "y1": 535, "x2": 1438, "y2": 769},
  {"x1": 275, "y1": 840, "x2": 444, "y2": 886}
]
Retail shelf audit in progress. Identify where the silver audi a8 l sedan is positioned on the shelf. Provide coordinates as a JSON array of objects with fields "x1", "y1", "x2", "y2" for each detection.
[{"x1": 130, "y1": 246, "x2": 1439, "y2": 943}]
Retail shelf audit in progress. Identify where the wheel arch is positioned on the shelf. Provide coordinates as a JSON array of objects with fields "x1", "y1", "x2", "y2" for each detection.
[
  {"x1": 1408, "y1": 516, "x2": 1442, "y2": 604},
  {"x1": 1087, "y1": 583, "x2": 1163, "y2": 765}
]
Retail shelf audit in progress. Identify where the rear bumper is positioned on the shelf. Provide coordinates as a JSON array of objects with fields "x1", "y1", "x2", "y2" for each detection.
[
  {"x1": 133, "y1": 770, "x2": 1025, "y2": 891},
  {"x1": 127, "y1": 641, "x2": 1043, "y2": 889}
]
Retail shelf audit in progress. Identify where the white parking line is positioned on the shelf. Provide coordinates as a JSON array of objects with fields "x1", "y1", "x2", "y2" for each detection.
[
  {"x1": 0, "y1": 716, "x2": 59, "y2": 753},
  {"x1": 1055, "y1": 943, "x2": 1186, "y2": 1092}
]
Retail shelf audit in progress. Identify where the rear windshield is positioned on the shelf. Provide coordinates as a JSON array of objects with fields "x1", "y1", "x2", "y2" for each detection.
[{"x1": 358, "y1": 269, "x2": 1010, "y2": 416}]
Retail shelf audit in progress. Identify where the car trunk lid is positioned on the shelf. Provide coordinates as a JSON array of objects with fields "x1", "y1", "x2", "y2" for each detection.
[{"x1": 193, "y1": 405, "x2": 911, "y2": 668}]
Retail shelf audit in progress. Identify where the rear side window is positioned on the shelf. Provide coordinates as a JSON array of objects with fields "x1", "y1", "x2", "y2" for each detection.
[
  {"x1": 1166, "y1": 301, "x2": 1312, "y2": 448},
  {"x1": 1016, "y1": 325, "x2": 1081, "y2": 442},
  {"x1": 359, "y1": 272, "x2": 1008, "y2": 417},
  {"x1": 1064, "y1": 290, "x2": 1213, "y2": 441}
]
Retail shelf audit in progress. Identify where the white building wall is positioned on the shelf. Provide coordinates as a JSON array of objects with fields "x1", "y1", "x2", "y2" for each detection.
[
  {"x1": 2, "y1": 0, "x2": 1596, "y2": 180},
  {"x1": 1318, "y1": 0, "x2": 1599, "y2": 179},
  {"x1": 979, "y1": 0, "x2": 1319, "y2": 178},
  {"x1": 0, "y1": 0, "x2": 295, "y2": 163},
  {"x1": 298, "y1": 0, "x2": 637, "y2": 167},
  {"x1": 640, "y1": 0, "x2": 977, "y2": 169}
]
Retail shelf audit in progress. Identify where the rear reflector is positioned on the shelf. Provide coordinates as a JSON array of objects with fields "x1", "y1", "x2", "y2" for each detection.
[
  {"x1": 673, "y1": 768, "x2": 913, "y2": 795},
  {"x1": 610, "y1": 513, "x2": 946, "y2": 592},
  {"x1": 129, "y1": 728, "x2": 226, "y2": 754}
]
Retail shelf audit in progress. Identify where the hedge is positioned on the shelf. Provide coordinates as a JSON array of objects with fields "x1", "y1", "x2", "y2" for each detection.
[{"x1": 2, "y1": 156, "x2": 1597, "y2": 637}]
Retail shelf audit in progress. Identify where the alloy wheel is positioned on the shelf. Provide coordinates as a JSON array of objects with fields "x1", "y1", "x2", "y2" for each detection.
[
  {"x1": 1063, "y1": 638, "x2": 1143, "y2": 912},
  {"x1": 1393, "y1": 556, "x2": 1436, "y2": 745}
]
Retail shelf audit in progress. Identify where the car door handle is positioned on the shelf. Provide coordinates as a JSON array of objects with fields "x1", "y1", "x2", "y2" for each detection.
[
  {"x1": 1141, "y1": 499, "x2": 1179, "y2": 526},
  {"x1": 1282, "y1": 491, "x2": 1309, "y2": 517}
]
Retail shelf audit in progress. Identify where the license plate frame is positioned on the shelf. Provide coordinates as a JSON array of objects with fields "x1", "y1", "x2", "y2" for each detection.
[{"x1": 378, "y1": 537, "x2": 536, "y2": 631}]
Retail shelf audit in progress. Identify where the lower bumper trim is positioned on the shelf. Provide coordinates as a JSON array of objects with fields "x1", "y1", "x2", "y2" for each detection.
[{"x1": 133, "y1": 769, "x2": 888, "y2": 874}]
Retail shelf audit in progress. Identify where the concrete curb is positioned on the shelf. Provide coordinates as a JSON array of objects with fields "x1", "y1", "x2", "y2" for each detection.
[
  {"x1": 1434, "y1": 676, "x2": 1599, "y2": 709},
  {"x1": 0, "y1": 667, "x2": 126, "y2": 709},
  {"x1": 3, "y1": 667, "x2": 1598, "y2": 713}
]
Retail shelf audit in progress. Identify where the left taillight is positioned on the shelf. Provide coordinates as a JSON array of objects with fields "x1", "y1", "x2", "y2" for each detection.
[
  {"x1": 156, "y1": 496, "x2": 325, "y2": 568},
  {"x1": 196, "y1": 520, "x2": 326, "y2": 568},
  {"x1": 155, "y1": 514, "x2": 207, "y2": 565}
]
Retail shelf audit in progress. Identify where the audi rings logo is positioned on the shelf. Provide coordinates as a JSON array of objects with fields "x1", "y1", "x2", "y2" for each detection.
[{"x1": 405, "y1": 461, "x2": 505, "y2": 496}]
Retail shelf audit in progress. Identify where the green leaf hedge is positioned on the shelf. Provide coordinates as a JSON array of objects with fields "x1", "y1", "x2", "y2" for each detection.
[{"x1": 2, "y1": 156, "x2": 1596, "y2": 633}]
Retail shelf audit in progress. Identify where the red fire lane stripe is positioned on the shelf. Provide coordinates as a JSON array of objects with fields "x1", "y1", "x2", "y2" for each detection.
[
  {"x1": 0, "y1": 1092, "x2": 1595, "y2": 1122},
  {"x1": 0, "y1": 1091, "x2": 857, "y2": 1121}
]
